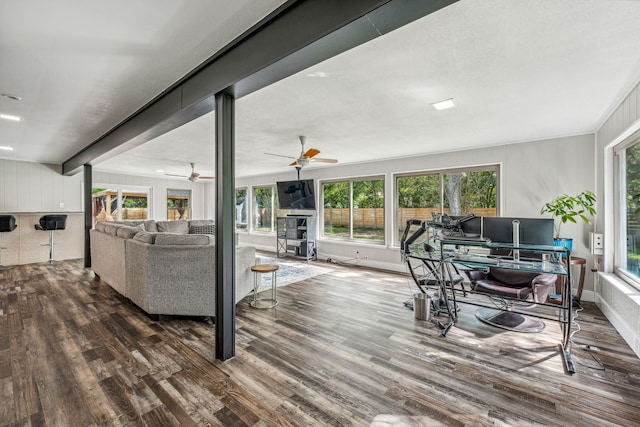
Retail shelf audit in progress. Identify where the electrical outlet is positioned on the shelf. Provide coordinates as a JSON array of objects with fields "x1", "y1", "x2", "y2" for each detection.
[
  {"x1": 590, "y1": 232, "x2": 603, "y2": 255},
  {"x1": 355, "y1": 251, "x2": 360, "y2": 260}
]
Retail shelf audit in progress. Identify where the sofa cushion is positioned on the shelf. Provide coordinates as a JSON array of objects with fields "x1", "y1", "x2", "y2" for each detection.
[
  {"x1": 154, "y1": 233, "x2": 211, "y2": 246},
  {"x1": 95, "y1": 222, "x2": 108, "y2": 232},
  {"x1": 103, "y1": 223, "x2": 121, "y2": 236},
  {"x1": 190, "y1": 224, "x2": 216, "y2": 235},
  {"x1": 116, "y1": 225, "x2": 144, "y2": 239},
  {"x1": 156, "y1": 220, "x2": 189, "y2": 234},
  {"x1": 133, "y1": 231, "x2": 158, "y2": 244}
]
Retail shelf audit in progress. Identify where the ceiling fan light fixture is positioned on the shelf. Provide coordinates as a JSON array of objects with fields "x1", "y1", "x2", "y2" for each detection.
[{"x1": 431, "y1": 98, "x2": 455, "y2": 110}]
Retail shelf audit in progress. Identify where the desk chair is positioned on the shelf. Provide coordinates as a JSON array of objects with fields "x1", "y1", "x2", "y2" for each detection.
[
  {"x1": 468, "y1": 267, "x2": 556, "y2": 332},
  {"x1": 0, "y1": 215, "x2": 17, "y2": 270},
  {"x1": 35, "y1": 214, "x2": 67, "y2": 265}
]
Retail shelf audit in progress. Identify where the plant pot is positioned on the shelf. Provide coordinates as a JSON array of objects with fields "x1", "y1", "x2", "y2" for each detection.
[{"x1": 553, "y1": 237, "x2": 573, "y2": 255}]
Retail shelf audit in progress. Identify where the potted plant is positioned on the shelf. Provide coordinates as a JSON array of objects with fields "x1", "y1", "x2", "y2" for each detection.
[{"x1": 539, "y1": 190, "x2": 597, "y2": 251}]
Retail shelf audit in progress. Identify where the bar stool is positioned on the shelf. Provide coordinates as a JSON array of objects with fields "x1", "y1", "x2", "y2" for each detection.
[
  {"x1": 250, "y1": 264, "x2": 279, "y2": 309},
  {"x1": 34, "y1": 214, "x2": 67, "y2": 265},
  {"x1": 0, "y1": 215, "x2": 17, "y2": 270}
]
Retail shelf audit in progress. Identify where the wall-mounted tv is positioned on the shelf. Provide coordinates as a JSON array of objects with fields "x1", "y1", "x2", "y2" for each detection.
[{"x1": 276, "y1": 179, "x2": 316, "y2": 210}]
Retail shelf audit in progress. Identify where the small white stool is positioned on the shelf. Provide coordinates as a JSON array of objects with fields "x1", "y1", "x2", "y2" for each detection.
[{"x1": 250, "y1": 264, "x2": 279, "y2": 309}]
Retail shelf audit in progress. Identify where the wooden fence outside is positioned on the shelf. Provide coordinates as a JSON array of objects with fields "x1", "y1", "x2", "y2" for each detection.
[{"x1": 324, "y1": 207, "x2": 496, "y2": 228}]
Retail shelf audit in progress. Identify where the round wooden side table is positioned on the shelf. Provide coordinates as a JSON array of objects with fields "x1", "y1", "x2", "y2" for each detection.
[{"x1": 250, "y1": 264, "x2": 280, "y2": 309}]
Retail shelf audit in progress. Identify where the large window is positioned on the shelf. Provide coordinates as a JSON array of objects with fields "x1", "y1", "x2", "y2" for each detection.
[
  {"x1": 253, "y1": 186, "x2": 279, "y2": 232},
  {"x1": 322, "y1": 177, "x2": 384, "y2": 243},
  {"x1": 236, "y1": 187, "x2": 248, "y2": 229},
  {"x1": 92, "y1": 186, "x2": 150, "y2": 225},
  {"x1": 167, "y1": 189, "x2": 191, "y2": 220},
  {"x1": 395, "y1": 166, "x2": 498, "y2": 244},
  {"x1": 615, "y1": 137, "x2": 640, "y2": 287}
]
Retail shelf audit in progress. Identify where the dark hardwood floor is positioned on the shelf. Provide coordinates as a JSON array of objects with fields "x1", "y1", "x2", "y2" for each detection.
[{"x1": 0, "y1": 258, "x2": 639, "y2": 426}]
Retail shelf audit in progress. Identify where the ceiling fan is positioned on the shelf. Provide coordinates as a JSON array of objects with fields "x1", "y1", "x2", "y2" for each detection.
[
  {"x1": 165, "y1": 163, "x2": 214, "y2": 182},
  {"x1": 265, "y1": 136, "x2": 338, "y2": 168}
]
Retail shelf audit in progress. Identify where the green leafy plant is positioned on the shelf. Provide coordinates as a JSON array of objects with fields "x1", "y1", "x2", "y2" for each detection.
[{"x1": 540, "y1": 190, "x2": 597, "y2": 238}]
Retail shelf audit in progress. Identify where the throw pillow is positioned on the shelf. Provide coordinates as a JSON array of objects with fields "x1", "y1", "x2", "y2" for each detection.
[
  {"x1": 143, "y1": 220, "x2": 158, "y2": 232},
  {"x1": 189, "y1": 224, "x2": 216, "y2": 235}
]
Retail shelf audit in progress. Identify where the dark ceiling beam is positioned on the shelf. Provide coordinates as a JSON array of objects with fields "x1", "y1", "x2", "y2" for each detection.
[{"x1": 62, "y1": 0, "x2": 457, "y2": 175}]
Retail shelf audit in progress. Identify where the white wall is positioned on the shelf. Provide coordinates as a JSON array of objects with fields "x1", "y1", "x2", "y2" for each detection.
[
  {"x1": 0, "y1": 160, "x2": 84, "y2": 212},
  {"x1": 595, "y1": 79, "x2": 640, "y2": 357},
  {"x1": 235, "y1": 133, "x2": 597, "y2": 295}
]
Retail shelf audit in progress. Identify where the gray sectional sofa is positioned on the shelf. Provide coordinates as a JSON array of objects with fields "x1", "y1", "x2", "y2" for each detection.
[{"x1": 90, "y1": 219, "x2": 255, "y2": 318}]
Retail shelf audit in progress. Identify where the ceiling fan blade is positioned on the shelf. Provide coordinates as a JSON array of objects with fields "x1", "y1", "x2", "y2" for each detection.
[
  {"x1": 265, "y1": 152, "x2": 297, "y2": 160},
  {"x1": 303, "y1": 148, "x2": 320, "y2": 158},
  {"x1": 310, "y1": 157, "x2": 338, "y2": 163},
  {"x1": 289, "y1": 161, "x2": 299, "y2": 166},
  {"x1": 165, "y1": 173, "x2": 188, "y2": 177},
  {"x1": 199, "y1": 176, "x2": 215, "y2": 179}
]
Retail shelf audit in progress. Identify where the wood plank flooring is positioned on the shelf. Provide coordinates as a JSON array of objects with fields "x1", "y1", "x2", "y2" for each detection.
[{"x1": 0, "y1": 258, "x2": 639, "y2": 426}]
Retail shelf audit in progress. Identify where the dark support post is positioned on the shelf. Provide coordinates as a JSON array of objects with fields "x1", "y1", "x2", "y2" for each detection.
[
  {"x1": 214, "y1": 92, "x2": 236, "y2": 360},
  {"x1": 83, "y1": 164, "x2": 92, "y2": 268}
]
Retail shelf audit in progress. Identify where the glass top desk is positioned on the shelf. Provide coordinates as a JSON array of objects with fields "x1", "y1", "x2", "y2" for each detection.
[{"x1": 405, "y1": 236, "x2": 575, "y2": 374}]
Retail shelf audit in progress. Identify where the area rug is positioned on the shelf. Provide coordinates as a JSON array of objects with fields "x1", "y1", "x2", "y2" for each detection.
[{"x1": 255, "y1": 256, "x2": 332, "y2": 290}]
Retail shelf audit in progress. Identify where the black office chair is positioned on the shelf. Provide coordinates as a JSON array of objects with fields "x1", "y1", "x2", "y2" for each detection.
[
  {"x1": 35, "y1": 214, "x2": 67, "y2": 265},
  {"x1": 0, "y1": 215, "x2": 17, "y2": 270}
]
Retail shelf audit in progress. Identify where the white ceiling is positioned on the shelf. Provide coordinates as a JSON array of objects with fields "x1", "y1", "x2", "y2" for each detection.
[{"x1": 2, "y1": 1, "x2": 640, "y2": 181}]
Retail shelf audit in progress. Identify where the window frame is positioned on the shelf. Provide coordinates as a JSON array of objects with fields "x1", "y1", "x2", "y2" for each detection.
[
  {"x1": 166, "y1": 188, "x2": 191, "y2": 221},
  {"x1": 91, "y1": 184, "x2": 152, "y2": 224},
  {"x1": 252, "y1": 185, "x2": 278, "y2": 233},
  {"x1": 235, "y1": 187, "x2": 249, "y2": 230},
  {"x1": 613, "y1": 134, "x2": 640, "y2": 291},
  {"x1": 320, "y1": 175, "x2": 386, "y2": 244},
  {"x1": 393, "y1": 164, "x2": 500, "y2": 246}
]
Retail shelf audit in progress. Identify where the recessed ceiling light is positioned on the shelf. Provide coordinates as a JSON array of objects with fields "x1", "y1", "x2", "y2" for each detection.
[
  {"x1": 0, "y1": 146, "x2": 14, "y2": 151},
  {"x1": 0, "y1": 113, "x2": 22, "y2": 122},
  {"x1": 1, "y1": 93, "x2": 22, "y2": 101},
  {"x1": 306, "y1": 71, "x2": 330, "y2": 78},
  {"x1": 431, "y1": 98, "x2": 455, "y2": 110},
  {"x1": 156, "y1": 169, "x2": 165, "y2": 173}
]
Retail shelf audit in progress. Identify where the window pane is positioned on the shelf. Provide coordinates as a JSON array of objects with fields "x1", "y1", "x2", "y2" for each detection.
[
  {"x1": 92, "y1": 188, "x2": 112, "y2": 224},
  {"x1": 254, "y1": 186, "x2": 276, "y2": 232},
  {"x1": 624, "y1": 142, "x2": 640, "y2": 278},
  {"x1": 236, "y1": 188, "x2": 248, "y2": 229},
  {"x1": 353, "y1": 179, "x2": 384, "y2": 241},
  {"x1": 167, "y1": 189, "x2": 191, "y2": 220},
  {"x1": 396, "y1": 175, "x2": 441, "y2": 239},
  {"x1": 92, "y1": 187, "x2": 149, "y2": 224},
  {"x1": 443, "y1": 170, "x2": 497, "y2": 217},
  {"x1": 121, "y1": 189, "x2": 149, "y2": 220},
  {"x1": 323, "y1": 181, "x2": 350, "y2": 238}
]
